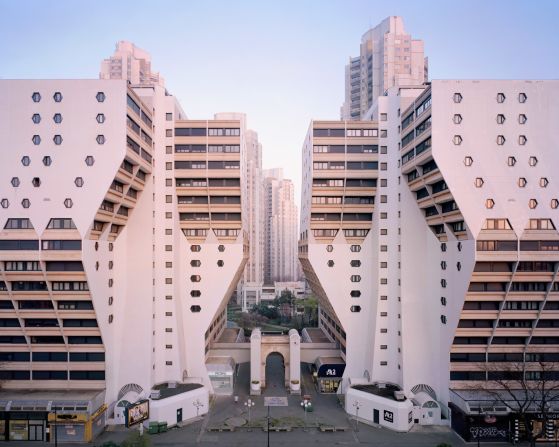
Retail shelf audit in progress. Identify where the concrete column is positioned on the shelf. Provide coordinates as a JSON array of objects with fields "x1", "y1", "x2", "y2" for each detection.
[
  {"x1": 289, "y1": 329, "x2": 301, "y2": 394},
  {"x1": 250, "y1": 328, "x2": 262, "y2": 395}
]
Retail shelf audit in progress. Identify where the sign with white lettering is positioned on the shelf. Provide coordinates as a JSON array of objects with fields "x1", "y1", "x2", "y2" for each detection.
[
  {"x1": 384, "y1": 410, "x2": 394, "y2": 423},
  {"x1": 536, "y1": 413, "x2": 559, "y2": 420},
  {"x1": 264, "y1": 397, "x2": 288, "y2": 407},
  {"x1": 317, "y1": 363, "x2": 346, "y2": 378},
  {"x1": 470, "y1": 426, "x2": 507, "y2": 440}
]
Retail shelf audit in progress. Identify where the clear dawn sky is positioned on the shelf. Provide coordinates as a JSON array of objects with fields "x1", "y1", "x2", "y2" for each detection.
[{"x1": 1, "y1": 0, "x2": 558, "y2": 204}]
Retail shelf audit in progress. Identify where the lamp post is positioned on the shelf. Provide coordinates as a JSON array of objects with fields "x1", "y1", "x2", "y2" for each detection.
[
  {"x1": 53, "y1": 407, "x2": 58, "y2": 447},
  {"x1": 244, "y1": 398, "x2": 255, "y2": 428},
  {"x1": 476, "y1": 408, "x2": 483, "y2": 447},
  {"x1": 193, "y1": 399, "x2": 203, "y2": 417},
  {"x1": 352, "y1": 400, "x2": 361, "y2": 432},
  {"x1": 300, "y1": 398, "x2": 311, "y2": 431},
  {"x1": 266, "y1": 405, "x2": 270, "y2": 447}
]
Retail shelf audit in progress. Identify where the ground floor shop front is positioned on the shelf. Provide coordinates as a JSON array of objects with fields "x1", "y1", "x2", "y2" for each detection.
[
  {"x1": 0, "y1": 389, "x2": 106, "y2": 443},
  {"x1": 0, "y1": 404, "x2": 106, "y2": 443},
  {"x1": 0, "y1": 413, "x2": 47, "y2": 441},
  {"x1": 450, "y1": 404, "x2": 559, "y2": 443},
  {"x1": 310, "y1": 356, "x2": 345, "y2": 394}
]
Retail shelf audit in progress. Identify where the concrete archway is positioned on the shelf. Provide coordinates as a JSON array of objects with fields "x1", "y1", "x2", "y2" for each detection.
[{"x1": 250, "y1": 328, "x2": 300, "y2": 394}]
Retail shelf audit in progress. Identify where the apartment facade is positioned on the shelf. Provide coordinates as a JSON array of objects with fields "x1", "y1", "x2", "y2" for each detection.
[
  {"x1": 237, "y1": 129, "x2": 265, "y2": 311},
  {"x1": 0, "y1": 80, "x2": 157, "y2": 441},
  {"x1": 100, "y1": 41, "x2": 164, "y2": 87},
  {"x1": 263, "y1": 169, "x2": 299, "y2": 284},
  {"x1": 299, "y1": 120, "x2": 380, "y2": 385},
  {"x1": 401, "y1": 80, "x2": 559, "y2": 398},
  {"x1": 302, "y1": 79, "x2": 559, "y2": 432},
  {"x1": 341, "y1": 16, "x2": 427, "y2": 120},
  {"x1": 173, "y1": 114, "x2": 249, "y2": 371},
  {"x1": 0, "y1": 76, "x2": 248, "y2": 440}
]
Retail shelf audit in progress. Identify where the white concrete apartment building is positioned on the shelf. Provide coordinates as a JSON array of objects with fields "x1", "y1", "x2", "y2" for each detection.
[
  {"x1": 0, "y1": 80, "x2": 161, "y2": 442},
  {"x1": 301, "y1": 80, "x2": 559, "y2": 433},
  {"x1": 237, "y1": 129, "x2": 265, "y2": 311},
  {"x1": 0, "y1": 44, "x2": 249, "y2": 441},
  {"x1": 399, "y1": 81, "x2": 559, "y2": 431},
  {"x1": 263, "y1": 169, "x2": 299, "y2": 284},
  {"x1": 341, "y1": 16, "x2": 427, "y2": 120},
  {"x1": 299, "y1": 119, "x2": 380, "y2": 386},
  {"x1": 100, "y1": 41, "x2": 164, "y2": 87}
]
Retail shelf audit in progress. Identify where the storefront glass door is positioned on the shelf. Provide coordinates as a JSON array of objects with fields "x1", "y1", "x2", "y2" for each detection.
[
  {"x1": 28, "y1": 423, "x2": 44, "y2": 441},
  {"x1": 319, "y1": 379, "x2": 340, "y2": 393}
]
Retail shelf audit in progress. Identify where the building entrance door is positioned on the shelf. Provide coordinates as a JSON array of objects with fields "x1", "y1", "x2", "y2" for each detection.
[
  {"x1": 373, "y1": 409, "x2": 380, "y2": 424},
  {"x1": 176, "y1": 408, "x2": 182, "y2": 424},
  {"x1": 319, "y1": 379, "x2": 341, "y2": 394},
  {"x1": 28, "y1": 423, "x2": 44, "y2": 441}
]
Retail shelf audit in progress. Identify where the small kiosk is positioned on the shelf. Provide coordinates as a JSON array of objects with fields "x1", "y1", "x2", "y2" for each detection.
[
  {"x1": 312, "y1": 356, "x2": 346, "y2": 393},
  {"x1": 206, "y1": 357, "x2": 236, "y2": 395}
]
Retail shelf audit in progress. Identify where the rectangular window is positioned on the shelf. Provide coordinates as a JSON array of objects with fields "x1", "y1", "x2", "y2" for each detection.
[
  {"x1": 175, "y1": 128, "x2": 206, "y2": 137},
  {"x1": 402, "y1": 112, "x2": 414, "y2": 130},
  {"x1": 208, "y1": 128, "x2": 240, "y2": 136},
  {"x1": 127, "y1": 95, "x2": 141, "y2": 116},
  {"x1": 415, "y1": 96, "x2": 432, "y2": 117},
  {"x1": 0, "y1": 240, "x2": 39, "y2": 250},
  {"x1": 401, "y1": 130, "x2": 414, "y2": 147},
  {"x1": 42, "y1": 240, "x2": 82, "y2": 250}
]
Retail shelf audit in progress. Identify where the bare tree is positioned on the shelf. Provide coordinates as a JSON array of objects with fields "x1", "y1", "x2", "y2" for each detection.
[{"x1": 473, "y1": 361, "x2": 559, "y2": 446}]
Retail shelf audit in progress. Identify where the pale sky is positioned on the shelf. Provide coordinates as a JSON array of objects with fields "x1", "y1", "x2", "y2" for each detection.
[{"x1": 1, "y1": 0, "x2": 558, "y2": 205}]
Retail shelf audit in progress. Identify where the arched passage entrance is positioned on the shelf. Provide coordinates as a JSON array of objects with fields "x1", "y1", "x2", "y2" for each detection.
[
  {"x1": 264, "y1": 352, "x2": 285, "y2": 392},
  {"x1": 250, "y1": 328, "x2": 300, "y2": 394}
]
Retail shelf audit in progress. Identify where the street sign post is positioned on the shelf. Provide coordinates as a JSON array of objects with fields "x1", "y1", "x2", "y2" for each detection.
[
  {"x1": 264, "y1": 397, "x2": 288, "y2": 446},
  {"x1": 264, "y1": 396, "x2": 288, "y2": 407}
]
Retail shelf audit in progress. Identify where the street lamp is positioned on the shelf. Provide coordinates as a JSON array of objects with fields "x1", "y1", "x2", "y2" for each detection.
[
  {"x1": 193, "y1": 399, "x2": 203, "y2": 417},
  {"x1": 244, "y1": 398, "x2": 255, "y2": 428},
  {"x1": 300, "y1": 399, "x2": 311, "y2": 431},
  {"x1": 53, "y1": 407, "x2": 58, "y2": 447},
  {"x1": 353, "y1": 400, "x2": 361, "y2": 432}
]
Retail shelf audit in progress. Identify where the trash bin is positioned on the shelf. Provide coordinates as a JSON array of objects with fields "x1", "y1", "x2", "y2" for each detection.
[
  {"x1": 148, "y1": 422, "x2": 159, "y2": 435},
  {"x1": 158, "y1": 422, "x2": 168, "y2": 433}
]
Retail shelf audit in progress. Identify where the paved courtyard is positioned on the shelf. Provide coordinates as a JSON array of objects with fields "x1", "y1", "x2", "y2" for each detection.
[{"x1": 14, "y1": 360, "x2": 531, "y2": 447}]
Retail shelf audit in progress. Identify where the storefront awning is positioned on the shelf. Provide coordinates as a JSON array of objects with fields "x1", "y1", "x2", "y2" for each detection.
[{"x1": 315, "y1": 356, "x2": 345, "y2": 378}]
